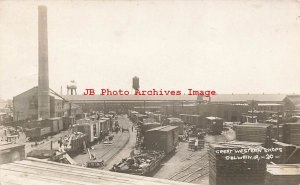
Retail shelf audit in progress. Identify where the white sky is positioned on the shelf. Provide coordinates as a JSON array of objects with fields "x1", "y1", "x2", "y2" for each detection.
[{"x1": 0, "y1": 0, "x2": 300, "y2": 99}]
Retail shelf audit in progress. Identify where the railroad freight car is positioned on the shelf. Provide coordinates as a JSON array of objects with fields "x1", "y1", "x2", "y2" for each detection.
[
  {"x1": 206, "y1": 116, "x2": 223, "y2": 135},
  {"x1": 99, "y1": 119, "x2": 109, "y2": 136},
  {"x1": 25, "y1": 127, "x2": 51, "y2": 140},
  {"x1": 180, "y1": 114, "x2": 205, "y2": 128},
  {"x1": 73, "y1": 120, "x2": 98, "y2": 143},
  {"x1": 24, "y1": 120, "x2": 42, "y2": 128},
  {"x1": 141, "y1": 122, "x2": 161, "y2": 135},
  {"x1": 100, "y1": 117, "x2": 112, "y2": 132},
  {"x1": 128, "y1": 110, "x2": 138, "y2": 121},
  {"x1": 143, "y1": 126, "x2": 179, "y2": 154},
  {"x1": 106, "y1": 115, "x2": 115, "y2": 130},
  {"x1": 146, "y1": 112, "x2": 163, "y2": 123},
  {"x1": 41, "y1": 117, "x2": 63, "y2": 134},
  {"x1": 133, "y1": 114, "x2": 148, "y2": 124},
  {"x1": 153, "y1": 113, "x2": 163, "y2": 123},
  {"x1": 282, "y1": 123, "x2": 300, "y2": 146},
  {"x1": 179, "y1": 114, "x2": 187, "y2": 123},
  {"x1": 163, "y1": 118, "x2": 184, "y2": 135}
]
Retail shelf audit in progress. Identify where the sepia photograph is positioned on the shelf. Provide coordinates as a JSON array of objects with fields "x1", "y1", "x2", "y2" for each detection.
[{"x1": 0, "y1": 0, "x2": 300, "y2": 185}]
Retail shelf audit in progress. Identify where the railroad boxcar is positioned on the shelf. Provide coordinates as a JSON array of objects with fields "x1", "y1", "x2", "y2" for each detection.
[
  {"x1": 24, "y1": 120, "x2": 42, "y2": 128},
  {"x1": 74, "y1": 119, "x2": 99, "y2": 143},
  {"x1": 141, "y1": 122, "x2": 161, "y2": 136},
  {"x1": 25, "y1": 127, "x2": 51, "y2": 140},
  {"x1": 128, "y1": 110, "x2": 139, "y2": 121},
  {"x1": 144, "y1": 126, "x2": 179, "y2": 154},
  {"x1": 153, "y1": 114, "x2": 162, "y2": 123},
  {"x1": 179, "y1": 114, "x2": 188, "y2": 123},
  {"x1": 41, "y1": 117, "x2": 63, "y2": 134},
  {"x1": 180, "y1": 114, "x2": 205, "y2": 128},
  {"x1": 99, "y1": 119, "x2": 109, "y2": 135},
  {"x1": 191, "y1": 115, "x2": 206, "y2": 128},
  {"x1": 105, "y1": 115, "x2": 113, "y2": 126},
  {"x1": 100, "y1": 117, "x2": 111, "y2": 132},
  {"x1": 163, "y1": 118, "x2": 184, "y2": 135},
  {"x1": 132, "y1": 114, "x2": 145, "y2": 124}
]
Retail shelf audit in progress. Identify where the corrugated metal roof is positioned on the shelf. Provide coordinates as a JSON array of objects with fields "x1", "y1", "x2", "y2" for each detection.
[
  {"x1": 143, "y1": 122, "x2": 161, "y2": 126},
  {"x1": 62, "y1": 95, "x2": 198, "y2": 102},
  {"x1": 159, "y1": 126, "x2": 178, "y2": 132},
  {"x1": 147, "y1": 126, "x2": 168, "y2": 132},
  {"x1": 147, "y1": 125, "x2": 178, "y2": 132},
  {"x1": 285, "y1": 95, "x2": 300, "y2": 105},
  {"x1": 0, "y1": 158, "x2": 194, "y2": 185},
  {"x1": 210, "y1": 94, "x2": 287, "y2": 102}
]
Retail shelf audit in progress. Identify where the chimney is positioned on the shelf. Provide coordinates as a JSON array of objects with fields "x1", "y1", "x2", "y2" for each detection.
[{"x1": 38, "y1": 6, "x2": 50, "y2": 119}]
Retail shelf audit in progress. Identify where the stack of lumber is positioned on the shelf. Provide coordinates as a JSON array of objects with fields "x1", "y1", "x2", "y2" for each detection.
[
  {"x1": 0, "y1": 158, "x2": 193, "y2": 185},
  {"x1": 188, "y1": 137, "x2": 196, "y2": 150},
  {"x1": 236, "y1": 123, "x2": 272, "y2": 146},
  {"x1": 272, "y1": 142, "x2": 297, "y2": 164},
  {"x1": 271, "y1": 125, "x2": 283, "y2": 142},
  {"x1": 265, "y1": 164, "x2": 300, "y2": 185},
  {"x1": 209, "y1": 141, "x2": 266, "y2": 185},
  {"x1": 283, "y1": 123, "x2": 300, "y2": 146},
  {"x1": 188, "y1": 138, "x2": 204, "y2": 150}
]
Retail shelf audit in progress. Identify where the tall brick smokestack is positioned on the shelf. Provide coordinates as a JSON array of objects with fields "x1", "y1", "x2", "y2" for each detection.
[{"x1": 38, "y1": 6, "x2": 50, "y2": 119}]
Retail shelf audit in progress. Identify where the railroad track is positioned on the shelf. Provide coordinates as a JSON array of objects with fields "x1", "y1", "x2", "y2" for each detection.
[
  {"x1": 97, "y1": 132, "x2": 124, "y2": 160},
  {"x1": 168, "y1": 153, "x2": 209, "y2": 183},
  {"x1": 97, "y1": 118, "x2": 131, "y2": 165}
]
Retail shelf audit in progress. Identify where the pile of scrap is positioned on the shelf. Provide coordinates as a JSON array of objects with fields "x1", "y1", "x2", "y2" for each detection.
[
  {"x1": 265, "y1": 164, "x2": 300, "y2": 185},
  {"x1": 64, "y1": 132, "x2": 88, "y2": 155},
  {"x1": 206, "y1": 117, "x2": 223, "y2": 135},
  {"x1": 209, "y1": 141, "x2": 266, "y2": 185},
  {"x1": 27, "y1": 149, "x2": 77, "y2": 165},
  {"x1": 110, "y1": 150, "x2": 165, "y2": 176},
  {"x1": 272, "y1": 142, "x2": 300, "y2": 164},
  {"x1": 235, "y1": 123, "x2": 272, "y2": 146},
  {"x1": 283, "y1": 123, "x2": 300, "y2": 146}
]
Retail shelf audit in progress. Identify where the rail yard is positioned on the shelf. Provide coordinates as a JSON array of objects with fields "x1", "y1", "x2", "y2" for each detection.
[{"x1": 1, "y1": 2, "x2": 300, "y2": 185}]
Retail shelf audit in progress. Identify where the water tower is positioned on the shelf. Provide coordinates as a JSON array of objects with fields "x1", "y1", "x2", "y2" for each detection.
[
  {"x1": 67, "y1": 80, "x2": 77, "y2": 95},
  {"x1": 132, "y1": 76, "x2": 139, "y2": 91}
]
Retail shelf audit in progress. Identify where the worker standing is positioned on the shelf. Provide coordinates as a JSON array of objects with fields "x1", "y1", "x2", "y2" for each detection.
[
  {"x1": 58, "y1": 137, "x2": 63, "y2": 148},
  {"x1": 194, "y1": 139, "x2": 199, "y2": 152}
]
